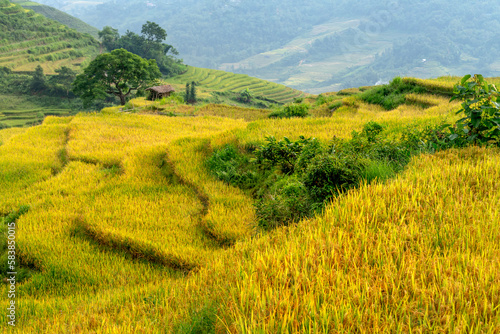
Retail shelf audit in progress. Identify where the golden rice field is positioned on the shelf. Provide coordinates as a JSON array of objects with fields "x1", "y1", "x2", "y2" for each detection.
[{"x1": 1, "y1": 77, "x2": 499, "y2": 332}]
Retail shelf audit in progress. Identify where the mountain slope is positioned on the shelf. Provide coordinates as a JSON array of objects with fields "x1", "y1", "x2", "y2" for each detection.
[
  {"x1": 168, "y1": 66, "x2": 305, "y2": 104},
  {"x1": 32, "y1": 0, "x2": 500, "y2": 92},
  {"x1": 0, "y1": 0, "x2": 100, "y2": 74},
  {"x1": 11, "y1": 0, "x2": 99, "y2": 38}
]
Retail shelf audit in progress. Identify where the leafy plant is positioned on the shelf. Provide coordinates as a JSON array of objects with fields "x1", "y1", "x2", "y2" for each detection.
[
  {"x1": 450, "y1": 74, "x2": 500, "y2": 144},
  {"x1": 269, "y1": 103, "x2": 309, "y2": 118},
  {"x1": 206, "y1": 144, "x2": 256, "y2": 189},
  {"x1": 360, "y1": 77, "x2": 427, "y2": 110},
  {"x1": 253, "y1": 136, "x2": 316, "y2": 174},
  {"x1": 239, "y1": 88, "x2": 254, "y2": 103},
  {"x1": 256, "y1": 176, "x2": 311, "y2": 230},
  {"x1": 304, "y1": 154, "x2": 366, "y2": 202}
]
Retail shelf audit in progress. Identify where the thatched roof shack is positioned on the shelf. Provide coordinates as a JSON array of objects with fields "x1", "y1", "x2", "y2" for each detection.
[{"x1": 146, "y1": 85, "x2": 175, "y2": 100}]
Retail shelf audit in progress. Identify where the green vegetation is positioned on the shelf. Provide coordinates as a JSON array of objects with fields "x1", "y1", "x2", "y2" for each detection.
[
  {"x1": 58, "y1": 0, "x2": 500, "y2": 91},
  {"x1": 73, "y1": 49, "x2": 162, "y2": 106},
  {"x1": 360, "y1": 77, "x2": 427, "y2": 110},
  {"x1": 1, "y1": 75, "x2": 500, "y2": 332},
  {"x1": 168, "y1": 66, "x2": 304, "y2": 105},
  {"x1": 0, "y1": 65, "x2": 87, "y2": 128},
  {"x1": 269, "y1": 103, "x2": 310, "y2": 118},
  {"x1": 99, "y1": 21, "x2": 185, "y2": 76},
  {"x1": 0, "y1": 0, "x2": 99, "y2": 74},
  {"x1": 450, "y1": 74, "x2": 500, "y2": 144},
  {"x1": 208, "y1": 121, "x2": 421, "y2": 230},
  {"x1": 11, "y1": 0, "x2": 99, "y2": 38}
]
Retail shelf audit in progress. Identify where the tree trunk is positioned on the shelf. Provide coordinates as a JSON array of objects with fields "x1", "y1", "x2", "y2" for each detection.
[{"x1": 119, "y1": 94, "x2": 126, "y2": 105}]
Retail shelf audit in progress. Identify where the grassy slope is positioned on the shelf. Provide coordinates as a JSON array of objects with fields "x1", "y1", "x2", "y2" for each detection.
[
  {"x1": 0, "y1": 0, "x2": 100, "y2": 128},
  {"x1": 168, "y1": 66, "x2": 306, "y2": 104},
  {"x1": 0, "y1": 0, "x2": 100, "y2": 74},
  {"x1": 11, "y1": 0, "x2": 100, "y2": 38},
  {"x1": 0, "y1": 77, "x2": 499, "y2": 332}
]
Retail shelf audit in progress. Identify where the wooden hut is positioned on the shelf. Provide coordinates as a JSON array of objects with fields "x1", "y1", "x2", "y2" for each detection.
[{"x1": 146, "y1": 85, "x2": 175, "y2": 100}]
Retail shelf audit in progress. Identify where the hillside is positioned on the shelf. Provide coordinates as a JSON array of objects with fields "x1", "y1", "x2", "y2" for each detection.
[
  {"x1": 11, "y1": 0, "x2": 99, "y2": 38},
  {"x1": 1, "y1": 76, "x2": 499, "y2": 332},
  {"x1": 0, "y1": 0, "x2": 99, "y2": 74},
  {"x1": 168, "y1": 66, "x2": 306, "y2": 105},
  {"x1": 31, "y1": 0, "x2": 500, "y2": 92}
]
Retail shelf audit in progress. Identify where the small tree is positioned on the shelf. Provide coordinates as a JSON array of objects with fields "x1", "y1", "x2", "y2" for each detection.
[
  {"x1": 190, "y1": 81, "x2": 197, "y2": 103},
  {"x1": 239, "y1": 88, "x2": 253, "y2": 103},
  {"x1": 98, "y1": 26, "x2": 119, "y2": 51},
  {"x1": 30, "y1": 65, "x2": 47, "y2": 93},
  {"x1": 451, "y1": 74, "x2": 500, "y2": 144},
  {"x1": 50, "y1": 66, "x2": 76, "y2": 97},
  {"x1": 73, "y1": 49, "x2": 161, "y2": 106},
  {"x1": 185, "y1": 82, "x2": 191, "y2": 103}
]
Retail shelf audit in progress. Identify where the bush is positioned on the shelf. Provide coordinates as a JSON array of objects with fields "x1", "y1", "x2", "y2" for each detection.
[
  {"x1": 360, "y1": 76, "x2": 427, "y2": 110},
  {"x1": 256, "y1": 176, "x2": 311, "y2": 230},
  {"x1": 206, "y1": 144, "x2": 256, "y2": 189},
  {"x1": 253, "y1": 136, "x2": 316, "y2": 174},
  {"x1": 269, "y1": 103, "x2": 309, "y2": 118},
  {"x1": 304, "y1": 154, "x2": 366, "y2": 202},
  {"x1": 450, "y1": 74, "x2": 500, "y2": 145}
]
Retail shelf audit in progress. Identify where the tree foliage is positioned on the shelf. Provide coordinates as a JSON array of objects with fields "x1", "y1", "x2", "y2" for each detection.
[
  {"x1": 30, "y1": 65, "x2": 47, "y2": 93},
  {"x1": 72, "y1": 48, "x2": 161, "y2": 106},
  {"x1": 99, "y1": 22, "x2": 184, "y2": 76},
  {"x1": 450, "y1": 74, "x2": 500, "y2": 144}
]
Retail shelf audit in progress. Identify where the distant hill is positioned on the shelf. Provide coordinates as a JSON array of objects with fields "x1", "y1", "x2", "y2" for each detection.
[
  {"x1": 11, "y1": 0, "x2": 99, "y2": 38},
  {"x1": 0, "y1": 0, "x2": 100, "y2": 74},
  {"x1": 33, "y1": 0, "x2": 500, "y2": 92}
]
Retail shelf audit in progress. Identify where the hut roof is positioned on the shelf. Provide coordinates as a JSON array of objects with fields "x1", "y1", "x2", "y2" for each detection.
[{"x1": 146, "y1": 85, "x2": 175, "y2": 93}]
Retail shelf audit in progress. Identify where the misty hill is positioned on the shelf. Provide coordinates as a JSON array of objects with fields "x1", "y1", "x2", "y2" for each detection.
[{"x1": 29, "y1": 0, "x2": 500, "y2": 92}]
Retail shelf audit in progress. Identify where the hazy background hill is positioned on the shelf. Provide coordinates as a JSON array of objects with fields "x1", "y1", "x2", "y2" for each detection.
[{"x1": 9, "y1": 0, "x2": 500, "y2": 92}]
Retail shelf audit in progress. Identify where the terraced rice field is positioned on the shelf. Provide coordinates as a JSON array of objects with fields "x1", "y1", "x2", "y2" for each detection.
[
  {"x1": 0, "y1": 77, "x2": 499, "y2": 332},
  {"x1": 0, "y1": 108, "x2": 72, "y2": 127},
  {"x1": 169, "y1": 66, "x2": 305, "y2": 104},
  {"x1": 0, "y1": 0, "x2": 99, "y2": 74}
]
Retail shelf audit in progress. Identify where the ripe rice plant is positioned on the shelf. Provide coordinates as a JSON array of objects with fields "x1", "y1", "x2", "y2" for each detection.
[{"x1": 0, "y1": 76, "x2": 499, "y2": 332}]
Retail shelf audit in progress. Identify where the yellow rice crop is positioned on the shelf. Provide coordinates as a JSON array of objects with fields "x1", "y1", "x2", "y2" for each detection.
[
  {"x1": 170, "y1": 146, "x2": 500, "y2": 333},
  {"x1": 0, "y1": 127, "x2": 26, "y2": 146},
  {"x1": 1, "y1": 81, "x2": 499, "y2": 332},
  {"x1": 195, "y1": 104, "x2": 270, "y2": 121}
]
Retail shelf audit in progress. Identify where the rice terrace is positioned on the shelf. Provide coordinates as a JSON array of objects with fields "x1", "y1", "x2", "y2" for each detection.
[{"x1": 1, "y1": 0, "x2": 500, "y2": 333}]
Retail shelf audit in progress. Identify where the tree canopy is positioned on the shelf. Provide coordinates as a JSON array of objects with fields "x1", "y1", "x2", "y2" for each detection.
[
  {"x1": 98, "y1": 22, "x2": 185, "y2": 77},
  {"x1": 72, "y1": 48, "x2": 161, "y2": 106}
]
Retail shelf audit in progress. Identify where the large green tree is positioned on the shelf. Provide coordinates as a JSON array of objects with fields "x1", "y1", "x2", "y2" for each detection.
[
  {"x1": 98, "y1": 22, "x2": 183, "y2": 76},
  {"x1": 73, "y1": 49, "x2": 161, "y2": 106}
]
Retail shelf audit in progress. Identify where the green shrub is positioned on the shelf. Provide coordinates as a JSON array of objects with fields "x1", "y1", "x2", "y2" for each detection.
[
  {"x1": 360, "y1": 76, "x2": 427, "y2": 110},
  {"x1": 206, "y1": 144, "x2": 256, "y2": 189},
  {"x1": 175, "y1": 303, "x2": 217, "y2": 334},
  {"x1": 254, "y1": 136, "x2": 316, "y2": 174},
  {"x1": 256, "y1": 176, "x2": 312, "y2": 230},
  {"x1": 361, "y1": 160, "x2": 396, "y2": 183},
  {"x1": 329, "y1": 100, "x2": 342, "y2": 111},
  {"x1": 269, "y1": 103, "x2": 309, "y2": 118},
  {"x1": 304, "y1": 154, "x2": 366, "y2": 202},
  {"x1": 450, "y1": 74, "x2": 500, "y2": 145}
]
